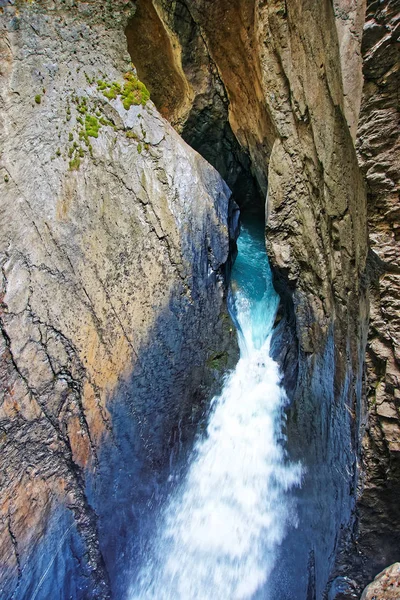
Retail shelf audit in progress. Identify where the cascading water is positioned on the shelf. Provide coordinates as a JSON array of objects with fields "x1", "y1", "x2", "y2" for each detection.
[{"x1": 129, "y1": 217, "x2": 302, "y2": 600}]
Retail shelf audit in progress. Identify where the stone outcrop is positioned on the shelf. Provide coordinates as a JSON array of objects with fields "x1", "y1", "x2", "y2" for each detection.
[
  {"x1": 361, "y1": 563, "x2": 400, "y2": 599},
  {"x1": 0, "y1": 2, "x2": 237, "y2": 598}
]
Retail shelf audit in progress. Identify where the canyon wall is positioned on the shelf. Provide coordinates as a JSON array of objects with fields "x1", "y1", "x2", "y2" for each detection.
[
  {"x1": 2, "y1": 0, "x2": 399, "y2": 598},
  {"x1": 340, "y1": 0, "x2": 400, "y2": 592},
  {"x1": 0, "y1": 2, "x2": 237, "y2": 597},
  {"x1": 258, "y1": 3, "x2": 368, "y2": 597}
]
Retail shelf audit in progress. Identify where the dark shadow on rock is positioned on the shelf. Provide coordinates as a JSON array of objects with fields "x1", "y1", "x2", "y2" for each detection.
[{"x1": 88, "y1": 275, "x2": 239, "y2": 598}]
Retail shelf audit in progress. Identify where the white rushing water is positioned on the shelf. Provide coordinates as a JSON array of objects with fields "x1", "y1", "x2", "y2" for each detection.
[{"x1": 130, "y1": 218, "x2": 302, "y2": 600}]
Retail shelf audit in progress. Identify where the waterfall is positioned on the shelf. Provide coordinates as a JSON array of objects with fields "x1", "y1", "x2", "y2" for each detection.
[{"x1": 129, "y1": 217, "x2": 302, "y2": 600}]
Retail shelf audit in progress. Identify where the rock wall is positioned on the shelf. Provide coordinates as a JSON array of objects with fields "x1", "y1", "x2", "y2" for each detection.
[
  {"x1": 126, "y1": 0, "x2": 269, "y2": 210},
  {"x1": 340, "y1": 0, "x2": 400, "y2": 592},
  {"x1": 257, "y1": 2, "x2": 368, "y2": 597},
  {"x1": 0, "y1": 2, "x2": 237, "y2": 598}
]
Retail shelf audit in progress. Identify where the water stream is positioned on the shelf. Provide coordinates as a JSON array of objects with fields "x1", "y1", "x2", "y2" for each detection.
[{"x1": 129, "y1": 217, "x2": 302, "y2": 599}]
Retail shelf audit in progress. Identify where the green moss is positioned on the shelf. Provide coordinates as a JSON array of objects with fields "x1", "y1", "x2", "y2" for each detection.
[
  {"x1": 56, "y1": 148, "x2": 61, "y2": 157},
  {"x1": 103, "y1": 82, "x2": 121, "y2": 101},
  {"x1": 97, "y1": 71, "x2": 150, "y2": 111},
  {"x1": 206, "y1": 351, "x2": 229, "y2": 372},
  {"x1": 68, "y1": 132, "x2": 74, "y2": 142},
  {"x1": 69, "y1": 157, "x2": 81, "y2": 171},
  {"x1": 137, "y1": 143, "x2": 142, "y2": 154},
  {"x1": 99, "y1": 117, "x2": 113, "y2": 127},
  {"x1": 103, "y1": 89, "x2": 116, "y2": 100},
  {"x1": 126, "y1": 131, "x2": 138, "y2": 140},
  {"x1": 144, "y1": 143, "x2": 149, "y2": 151},
  {"x1": 4, "y1": 174, "x2": 9, "y2": 183},
  {"x1": 34, "y1": 94, "x2": 41, "y2": 105},
  {"x1": 76, "y1": 97, "x2": 88, "y2": 115},
  {"x1": 85, "y1": 114, "x2": 100, "y2": 138}
]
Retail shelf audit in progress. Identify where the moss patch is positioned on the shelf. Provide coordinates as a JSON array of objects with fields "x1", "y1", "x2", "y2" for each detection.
[
  {"x1": 206, "y1": 351, "x2": 229, "y2": 372},
  {"x1": 69, "y1": 157, "x2": 81, "y2": 171},
  {"x1": 85, "y1": 114, "x2": 100, "y2": 138},
  {"x1": 97, "y1": 70, "x2": 150, "y2": 111}
]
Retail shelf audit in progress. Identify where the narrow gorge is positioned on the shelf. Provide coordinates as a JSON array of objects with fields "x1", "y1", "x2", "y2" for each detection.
[{"x1": 0, "y1": 1, "x2": 398, "y2": 599}]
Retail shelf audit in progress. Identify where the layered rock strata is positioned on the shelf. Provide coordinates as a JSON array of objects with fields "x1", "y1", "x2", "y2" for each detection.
[
  {"x1": 0, "y1": 2, "x2": 237, "y2": 598},
  {"x1": 339, "y1": 0, "x2": 400, "y2": 593}
]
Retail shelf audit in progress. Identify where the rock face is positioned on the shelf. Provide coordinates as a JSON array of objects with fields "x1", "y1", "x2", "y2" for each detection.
[
  {"x1": 333, "y1": 0, "x2": 367, "y2": 141},
  {"x1": 126, "y1": 0, "x2": 268, "y2": 211},
  {"x1": 337, "y1": 0, "x2": 400, "y2": 592},
  {"x1": 0, "y1": 2, "x2": 237, "y2": 598},
  {"x1": 257, "y1": 3, "x2": 368, "y2": 597}
]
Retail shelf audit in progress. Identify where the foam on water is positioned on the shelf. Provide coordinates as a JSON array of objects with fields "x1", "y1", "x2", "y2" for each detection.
[{"x1": 129, "y1": 218, "x2": 302, "y2": 600}]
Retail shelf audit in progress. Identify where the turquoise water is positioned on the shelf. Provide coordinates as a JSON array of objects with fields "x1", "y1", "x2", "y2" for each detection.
[
  {"x1": 129, "y1": 216, "x2": 302, "y2": 599},
  {"x1": 231, "y1": 217, "x2": 279, "y2": 352}
]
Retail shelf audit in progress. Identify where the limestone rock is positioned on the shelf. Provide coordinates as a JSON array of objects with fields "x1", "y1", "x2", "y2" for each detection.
[
  {"x1": 341, "y1": 0, "x2": 400, "y2": 590},
  {"x1": 333, "y1": 0, "x2": 367, "y2": 140},
  {"x1": 0, "y1": 2, "x2": 236, "y2": 597},
  {"x1": 361, "y1": 563, "x2": 400, "y2": 599}
]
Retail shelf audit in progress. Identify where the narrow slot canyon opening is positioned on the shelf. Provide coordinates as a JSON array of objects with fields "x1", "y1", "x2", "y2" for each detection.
[
  {"x1": 126, "y1": 0, "x2": 298, "y2": 395},
  {"x1": 122, "y1": 6, "x2": 321, "y2": 600},
  {"x1": 125, "y1": 0, "x2": 266, "y2": 215}
]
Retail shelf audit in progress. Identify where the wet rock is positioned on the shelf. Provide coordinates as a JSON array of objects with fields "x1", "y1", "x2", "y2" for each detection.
[
  {"x1": 328, "y1": 576, "x2": 358, "y2": 600},
  {"x1": 361, "y1": 563, "x2": 400, "y2": 599},
  {"x1": 333, "y1": 0, "x2": 400, "y2": 591}
]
